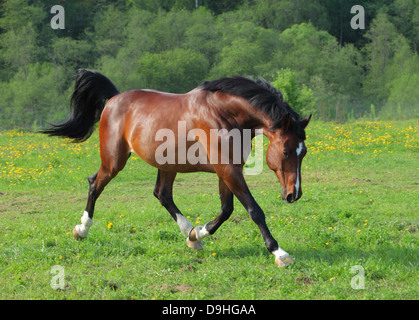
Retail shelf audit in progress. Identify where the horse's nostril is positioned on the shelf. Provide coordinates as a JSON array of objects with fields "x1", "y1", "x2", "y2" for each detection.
[{"x1": 286, "y1": 193, "x2": 295, "y2": 203}]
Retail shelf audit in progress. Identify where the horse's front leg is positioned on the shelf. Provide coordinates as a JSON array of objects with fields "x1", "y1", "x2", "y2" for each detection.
[
  {"x1": 188, "y1": 178, "x2": 233, "y2": 242},
  {"x1": 191, "y1": 165, "x2": 294, "y2": 267}
]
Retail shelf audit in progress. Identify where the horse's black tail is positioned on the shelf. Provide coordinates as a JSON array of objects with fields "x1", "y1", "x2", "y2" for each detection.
[{"x1": 41, "y1": 69, "x2": 119, "y2": 142}]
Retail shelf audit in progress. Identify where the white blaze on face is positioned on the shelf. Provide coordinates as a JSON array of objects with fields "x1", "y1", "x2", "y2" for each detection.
[
  {"x1": 295, "y1": 142, "x2": 303, "y2": 198},
  {"x1": 296, "y1": 142, "x2": 304, "y2": 157}
]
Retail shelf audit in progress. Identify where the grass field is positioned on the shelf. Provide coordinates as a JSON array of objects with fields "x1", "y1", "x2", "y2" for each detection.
[{"x1": 0, "y1": 120, "x2": 418, "y2": 300}]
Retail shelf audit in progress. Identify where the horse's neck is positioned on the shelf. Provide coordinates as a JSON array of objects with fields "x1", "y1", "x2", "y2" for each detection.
[{"x1": 200, "y1": 90, "x2": 272, "y2": 133}]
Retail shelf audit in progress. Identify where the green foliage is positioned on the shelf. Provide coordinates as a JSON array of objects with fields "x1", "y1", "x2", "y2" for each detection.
[
  {"x1": 0, "y1": 0, "x2": 418, "y2": 129},
  {"x1": 272, "y1": 69, "x2": 317, "y2": 117},
  {"x1": 275, "y1": 23, "x2": 338, "y2": 82},
  {"x1": 363, "y1": 13, "x2": 400, "y2": 106},
  {"x1": 52, "y1": 38, "x2": 92, "y2": 69},
  {"x1": 381, "y1": 37, "x2": 419, "y2": 119},
  {"x1": 0, "y1": 63, "x2": 68, "y2": 129},
  {"x1": 209, "y1": 21, "x2": 279, "y2": 78},
  {"x1": 370, "y1": 104, "x2": 376, "y2": 120},
  {"x1": 384, "y1": 72, "x2": 419, "y2": 119},
  {"x1": 138, "y1": 48, "x2": 208, "y2": 93},
  {"x1": 91, "y1": 5, "x2": 127, "y2": 57},
  {"x1": 0, "y1": 24, "x2": 40, "y2": 75},
  {"x1": 271, "y1": 23, "x2": 364, "y2": 121}
]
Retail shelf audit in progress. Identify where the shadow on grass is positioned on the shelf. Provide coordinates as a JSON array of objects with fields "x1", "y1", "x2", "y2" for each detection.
[{"x1": 200, "y1": 241, "x2": 417, "y2": 270}]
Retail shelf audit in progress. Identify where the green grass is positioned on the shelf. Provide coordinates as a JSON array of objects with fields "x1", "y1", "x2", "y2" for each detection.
[{"x1": 0, "y1": 120, "x2": 418, "y2": 299}]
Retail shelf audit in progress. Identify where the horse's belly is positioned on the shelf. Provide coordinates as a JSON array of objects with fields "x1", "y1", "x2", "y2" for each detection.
[{"x1": 132, "y1": 149, "x2": 216, "y2": 173}]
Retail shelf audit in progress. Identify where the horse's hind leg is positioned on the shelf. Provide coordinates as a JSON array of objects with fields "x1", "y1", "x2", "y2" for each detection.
[
  {"x1": 153, "y1": 170, "x2": 201, "y2": 249},
  {"x1": 73, "y1": 139, "x2": 130, "y2": 240},
  {"x1": 188, "y1": 178, "x2": 233, "y2": 242},
  {"x1": 72, "y1": 172, "x2": 97, "y2": 239},
  {"x1": 73, "y1": 164, "x2": 122, "y2": 239}
]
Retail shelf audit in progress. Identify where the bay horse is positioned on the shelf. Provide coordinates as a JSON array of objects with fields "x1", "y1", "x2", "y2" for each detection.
[{"x1": 42, "y1": 69, "x2": 311, "y2": 268}]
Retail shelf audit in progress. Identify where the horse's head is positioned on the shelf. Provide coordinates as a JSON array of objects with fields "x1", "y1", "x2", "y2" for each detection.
[{"x1": 265, "y1": 113, "x2": 311, "y2": 203}]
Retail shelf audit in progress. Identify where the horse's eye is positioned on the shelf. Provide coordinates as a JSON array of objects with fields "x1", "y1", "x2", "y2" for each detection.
[{"x1": 283, "y1": 151, "x2": 289, "y2": 158}]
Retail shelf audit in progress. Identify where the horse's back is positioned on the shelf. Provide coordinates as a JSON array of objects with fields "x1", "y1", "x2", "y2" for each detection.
[
  {"x1": 99, "y1": 89, "x2": 212, "y2": 171},
  {"x1": 100, "y1": 89, "x2": 189, "y2": 132}
]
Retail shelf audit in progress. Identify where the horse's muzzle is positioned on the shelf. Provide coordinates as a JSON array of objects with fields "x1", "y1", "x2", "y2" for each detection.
[{"x1": 285, "y1": 192, "x2": 301, "y2": 203}]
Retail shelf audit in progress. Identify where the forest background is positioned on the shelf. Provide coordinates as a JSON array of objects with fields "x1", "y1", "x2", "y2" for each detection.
[{"x1": 0, "y1": 0, "x2": 418, "y2": 129}]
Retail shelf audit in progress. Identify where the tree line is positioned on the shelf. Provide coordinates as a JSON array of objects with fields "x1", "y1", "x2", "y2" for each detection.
[{"x1": 0, "y1": 0, "x2": 418, "y2": 129}]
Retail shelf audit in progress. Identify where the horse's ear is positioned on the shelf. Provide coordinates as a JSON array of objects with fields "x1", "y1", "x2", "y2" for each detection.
[
  {"x1": 302, "y1": 114, "x2": 312, "y2": 129},
  {"x1": 281, "y1": 113, "x2": 291, "y2": 132}
]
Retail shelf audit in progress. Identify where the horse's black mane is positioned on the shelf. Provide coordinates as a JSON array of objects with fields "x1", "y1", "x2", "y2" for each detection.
[{"x1": 199, "y1": 76, "x2": 306, "y2": 139}]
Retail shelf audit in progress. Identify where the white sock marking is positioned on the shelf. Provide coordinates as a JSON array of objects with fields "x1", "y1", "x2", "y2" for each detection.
[
  {"x1": 196, "y1": 225, "x2": 210, "y2": 240},
  {"x1": 272, "y1": 248, "x2": 289, "y2": 259},
  {"x1": 176, "y1": 213, "x2": 193, "y2": 237},
  {"x1": 75, "y1": 211, "x2": 93, "y2": 238}
]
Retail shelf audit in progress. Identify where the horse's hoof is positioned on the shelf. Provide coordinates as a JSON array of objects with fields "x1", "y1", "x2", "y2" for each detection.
[
  {"x1": 186, "y1": 238, "x2": 203, "y2": 250},
  {"x1": 275, "y1": 255, "x2": 295, "y2": 268},
  {"x1": 72, "y1": 227, "x2": 84, "y2": 241}
]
